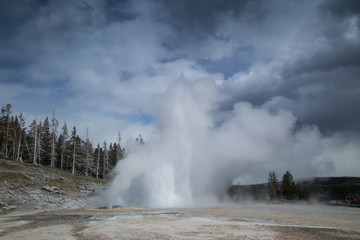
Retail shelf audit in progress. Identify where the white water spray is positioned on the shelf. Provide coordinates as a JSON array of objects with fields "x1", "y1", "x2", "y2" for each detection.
[{"x1": 107, "y1": 79, "x2": 215, "y2": 208}]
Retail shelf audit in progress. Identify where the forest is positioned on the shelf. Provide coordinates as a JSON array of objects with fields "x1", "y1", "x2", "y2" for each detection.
[{"x1": 0, "y1": 103, "x2": 138, "y2": 180}]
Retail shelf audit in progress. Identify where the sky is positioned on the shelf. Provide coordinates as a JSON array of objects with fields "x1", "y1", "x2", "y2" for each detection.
[{"x1": 1, "y1": 0, "x2": 360, "y2": 182}]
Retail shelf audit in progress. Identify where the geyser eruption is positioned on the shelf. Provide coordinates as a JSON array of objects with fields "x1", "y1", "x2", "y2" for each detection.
[
  {"x1": 105, "y1": 78, "x2": 360, "y2": 208},
  {"x1": 107, "y1": 79, "x2": 216, "y2": 208}
]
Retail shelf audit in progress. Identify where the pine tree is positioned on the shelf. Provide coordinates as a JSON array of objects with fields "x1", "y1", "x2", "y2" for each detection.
[
  {"x1": 60, "y1": 122, "x2": 68, "y2": 170},
  {"x1": 37, "y1": 120, "x2": 42, "y2": 164},
  {"x1": 1, "y1": 104, "x2": 12, "y2": 157},
  {"x1": 84, "y1": 127, "x2": 90, "y2": 176},
  {"x1": 268, "y1": 171, "x2": 279, "y2": 200},
  {"x1": 281, "y1": 171, "x2": 296, "y2": 200},
  {"x1": 108, "y1": 143, "x2": 117, "y2": 168},
  {"x1": 95, "y1": 144, "x2": 101, "y2": 179},
  {"x1": 16, "y1": 113, "x2": 26, "y2": 162},
  {"x1": 103, "y1": 141, "x2": 108, "y2": 180},
  {"x1": 117, "y1": 131, "x2": 125, "y2": 161},
  {"x1": 71, "y1": 126, "x2": 77, "y2": 174},
  {"x1": 41, "y1": 117, "x2": 51, "y2": 165},
  {"x1": 29, "y1": 119, "x2": 38, "y2": 164},
  {"x1": 135, "y1": 134, "x2": 144, "y2": 144}
]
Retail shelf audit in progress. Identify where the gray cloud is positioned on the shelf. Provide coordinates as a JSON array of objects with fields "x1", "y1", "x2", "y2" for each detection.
[
  {"x1": 318, "y1": 0, "x2": 360, "y2": 19},
  {"x1": 215, "y1": 0, "x2": 360, "y2": 133}
]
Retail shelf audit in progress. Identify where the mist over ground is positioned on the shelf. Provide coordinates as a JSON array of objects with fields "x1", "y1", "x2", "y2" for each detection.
[{"x1": 104, "y1": 78, "x2": 360, "y2": 208}]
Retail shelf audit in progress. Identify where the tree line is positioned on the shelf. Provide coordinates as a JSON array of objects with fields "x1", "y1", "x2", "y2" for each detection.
[
  {"x1": 0, "y1": 104, "x2": 141, "y2": 180},
  {"x1": 268, "y1": 170, "x2": 311, "y2": 200}
]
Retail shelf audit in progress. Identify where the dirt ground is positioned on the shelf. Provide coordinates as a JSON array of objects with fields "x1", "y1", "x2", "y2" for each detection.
[{"x1": 0, "y1": 203, "x2": 359, "y2": 240}]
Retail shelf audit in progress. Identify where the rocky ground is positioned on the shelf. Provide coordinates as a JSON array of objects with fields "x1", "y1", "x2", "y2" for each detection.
[
  {"x1": 0, "y1": 204, "x2": 359, "y2": 239},
  {"x1": 0, "y1": 159, "x2": 105, "y2": 214}
]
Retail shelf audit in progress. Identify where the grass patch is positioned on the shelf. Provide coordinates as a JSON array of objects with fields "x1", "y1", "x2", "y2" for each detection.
[
  {"x1": 0, "y1": 172, "x2": 29, "y2": 181},
  {"x1": 0, "y1": 172, "x2": 34, "y2": 188},
  {"x1": 0, "y1": 162, "x2": 19, "y2": 171},
  {"x1": 0, "y1": 158, "x2": 106, "y2": 193},
  {"x1": 44, "y1": 165, "x2": 106, "y2": 185}
]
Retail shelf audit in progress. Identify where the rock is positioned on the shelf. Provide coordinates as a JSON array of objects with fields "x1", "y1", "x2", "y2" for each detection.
[
  {"x1": 59, "y1": 177, "x2": 65, "y2": 181},
  {"x1": 41, "y1": 186, "x2": 61, "y2": 194},
  {"x1": 3, "y1": 205, "x2": 16, "y2": 211}
]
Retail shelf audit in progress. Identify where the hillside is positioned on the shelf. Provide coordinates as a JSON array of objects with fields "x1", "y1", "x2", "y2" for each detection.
[{"x1": 0, "y1": 158, "x2": 106, "y2": 214}]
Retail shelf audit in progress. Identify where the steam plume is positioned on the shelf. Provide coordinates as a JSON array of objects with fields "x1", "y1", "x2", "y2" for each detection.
[{"x1": 105, "y1": 78, "x2": 360, "y2": 208}]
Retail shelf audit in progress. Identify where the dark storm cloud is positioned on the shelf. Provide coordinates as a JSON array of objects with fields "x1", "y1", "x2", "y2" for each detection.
[
  {"x1": 157, "y1": 0, "x2": 249, "y2": 35},
  {"x1": 280, "y1": 1, "x2": 360, "y2": 133},
  {"x1": 318, "y1": 0, "x2": 360, "y2": 19},
  {"x1": 217, "y1": 0, "x2": 360, "y2": 134},
  {"x1": 1, "y1": 0, "x2": 359, "y2": 138},
  {"x1": 152, "y1": 0, "x2": 268, "y2": 58},
  {"x1": 104, "y1": 0, "x2": 137, "y2": 23}
]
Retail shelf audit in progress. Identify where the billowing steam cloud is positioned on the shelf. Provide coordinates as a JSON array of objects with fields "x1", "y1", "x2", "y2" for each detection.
[{"x1": 104, "y1": 78, "x2": 360, "y2": 208}]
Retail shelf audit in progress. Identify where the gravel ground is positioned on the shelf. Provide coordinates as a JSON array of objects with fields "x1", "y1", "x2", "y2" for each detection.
[{"x1": 0, "y1": 203, "x2": 359, "y2": 240}]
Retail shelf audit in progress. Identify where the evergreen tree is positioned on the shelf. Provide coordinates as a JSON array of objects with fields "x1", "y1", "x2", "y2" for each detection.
[
  {"x1": 268, "y1": 171, "x2": 279, "y2": 200},
  {"x1": 84, "y1": 128, "x2": 89, "y2": 176},
  {"x1": 1, "y1": 104, "x2": 12, "y2": 157},
  {"x1": 28, "y1": 119, "x2": 38, "y2": 164},
  {"x1": 16, "y1": 113, "x2": 26, "y2": 162},
  {"x1": 117, "y1": 131, "x2": 125, "y2": 161},
  {"x1": 60, "y1": 122, "x2": 68, "y2": 170},
  {"x1": 281, "y1": 171, "x2": 296, "y2": 200},
  {"x1": 71, "y1": 126, "x2": 77, "y2": 174},
  {"x1": 83, "y1": 127, "x2": 94, "y2": 176},
  {"x1": 37, "y1": 120, "x2": 42, "y2": 164},
  {"x1": 103, "y1": 141, "x2": 108, "y2": 180},
  {"x1": 41, "y1": 117, "x2": 51, "y2": 165},
  {"x1": 95, "y1": 144, "x2": 101, "y2": 179},
  {"x1": 295, "y1": 184, "x2": 311, "y2": 200},
  {"x1": 135, "y1": 134, "x2": 144, "y2": 144},
  {"x1": 108, "y1": 142, "x2": 117, "y2": 168}
]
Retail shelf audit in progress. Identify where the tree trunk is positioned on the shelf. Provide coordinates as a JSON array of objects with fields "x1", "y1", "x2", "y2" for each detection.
[
  {"x1": 60, "y1": 138, "x2": 64, "y2": 170},
  {"x1": 103, "y1": 142, "x2": 107, "y2": 180},
  {"x1": 72, "y1": 143, "x2": 76, "y2": 174},
  {"x1": 37, "y1": 125, "x2": 41, "y2": 164},
  {"x1": 5, "y1": 114, "x2": 9, "y2": 157},
  {"x1": 85, "y1": 128, "x2": 89, "y2": 176},
  {"x1": 24, "y1": 135, "x2": 31, "y2": 161},
  {"x1": 51, "y1": 133, "x2": 55, "y2": 167},
  {"x1": 33, "y1": 121, "x2": 37, "y2": 164},
  {"x1": 16, "y1": 133, "x2": 21, "y2": 162},
  {"x1": 96, "y1": 146, "x2": 100, "y2": 179}
]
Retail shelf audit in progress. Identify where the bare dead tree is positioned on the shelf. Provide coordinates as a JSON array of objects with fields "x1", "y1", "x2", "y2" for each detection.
[
  {"x1": 32, "y1": 119, "x2": 37, "y2": 164},
  {"x1": 85, "y1": 127, "x2": 90, "y2": 176},
  {"x1": 50, "y1": 110, "x2": 59, "y2": 168},
  {"x1": 103, "y1": 141, "x2": 108, "y2": 180},
  {"x1": 16, "y1": 113, "x2": 25, "y2": 162},
  {"x1": 96, "y1": 144, "x2": 100, "y2": 179},
  {"x1": 60, "y1": 122, "x2": 68, "y2": 170}
]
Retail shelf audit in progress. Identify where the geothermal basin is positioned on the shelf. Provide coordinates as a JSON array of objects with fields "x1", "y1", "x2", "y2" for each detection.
[{"x1": 1, "y1": 203, "x2": 359, "y2": 239}]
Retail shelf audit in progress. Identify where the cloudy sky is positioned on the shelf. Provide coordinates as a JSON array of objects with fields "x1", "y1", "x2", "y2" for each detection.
[{"x1": 1, "y1": 1, "x2": 359, "y2": 156}]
